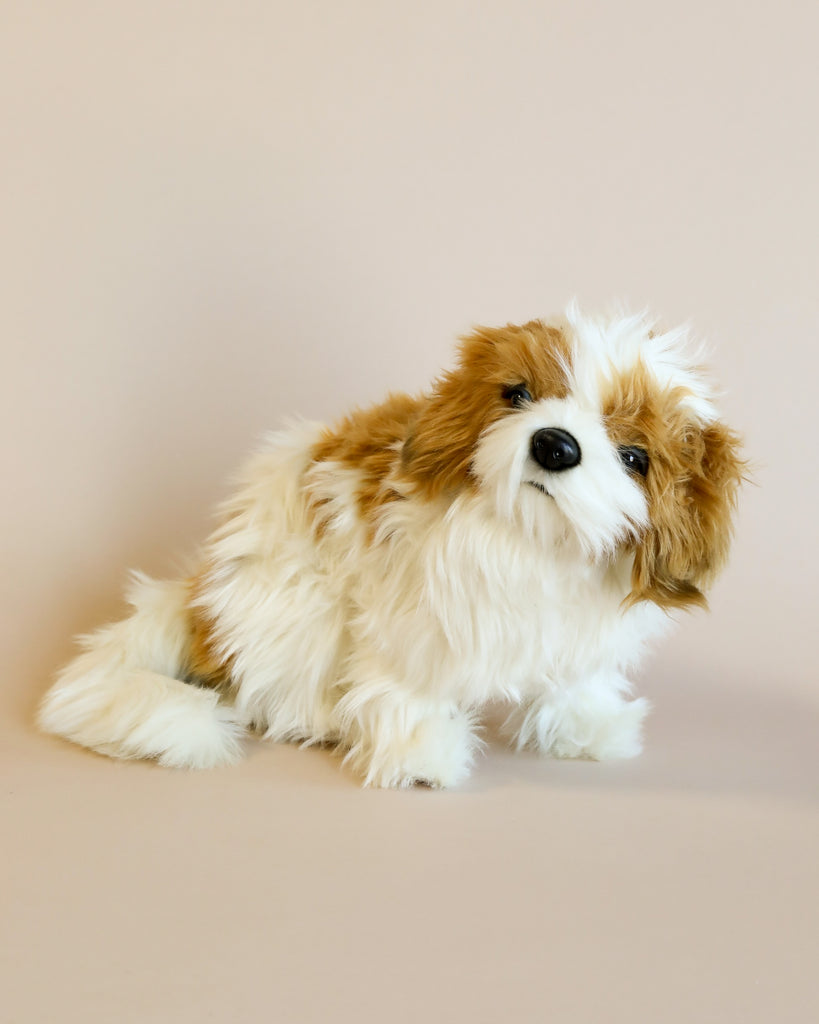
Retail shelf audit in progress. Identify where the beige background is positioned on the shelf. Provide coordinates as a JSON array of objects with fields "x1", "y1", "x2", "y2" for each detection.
[{"x1": 2, "y1": 2, "x2": 817, "y2": 1022}]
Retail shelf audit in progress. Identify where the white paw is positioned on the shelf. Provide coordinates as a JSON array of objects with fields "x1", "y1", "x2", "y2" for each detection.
[
  {"x1": 551, "y1": 696, "x2": 649, "y2": 760},
  {"x1": 512, "y1": 683, "x2": 650, "y2": 761},
  {"x1": 346, "y1": 706, "x2": 479, "y2": 789}
]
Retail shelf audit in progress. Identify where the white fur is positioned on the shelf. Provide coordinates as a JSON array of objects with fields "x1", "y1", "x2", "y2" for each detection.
[
  {"x1": 39, "y1": 309, "x2": 720, "y2": 787},
  {"x1": 39, "y1": 575, "x2": 244, "y2": 769}
]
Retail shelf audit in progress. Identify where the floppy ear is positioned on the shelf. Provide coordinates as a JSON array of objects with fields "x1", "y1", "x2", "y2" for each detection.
[{"x1": 628, "y1": 421, "x2": 745, "y2": 610}]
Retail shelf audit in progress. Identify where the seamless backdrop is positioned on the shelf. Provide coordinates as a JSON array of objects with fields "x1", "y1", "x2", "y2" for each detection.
[{"x1": 1, "y1": 3, "x2": 817, "y2": 1023}]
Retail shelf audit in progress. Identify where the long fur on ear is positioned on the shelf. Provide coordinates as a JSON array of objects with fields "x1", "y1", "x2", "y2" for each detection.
[{"x1": 628, "y1": 420, "x2": 745, "y2": 610}]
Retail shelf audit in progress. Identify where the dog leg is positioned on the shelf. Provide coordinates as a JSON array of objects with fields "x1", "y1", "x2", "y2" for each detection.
[
  {"x1": 509, "y1": 675, "x2": 649, "y2": 761},
  {"x1": 336, "y1": 684, "x2": 479, "y2": 788}
]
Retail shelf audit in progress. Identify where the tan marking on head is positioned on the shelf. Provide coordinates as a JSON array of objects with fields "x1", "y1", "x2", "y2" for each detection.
[
  {"x1": 402, "y1": 321, "x2": 573, "y2": 499},
  {"x1": 603, "y1": 363, "x2": 745, "y2": 610}
]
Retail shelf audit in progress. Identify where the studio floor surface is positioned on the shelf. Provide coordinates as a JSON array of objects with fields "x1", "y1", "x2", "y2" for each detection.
[{"x1": 2, "y1": 669, "x2": 817, "y2": 1024}]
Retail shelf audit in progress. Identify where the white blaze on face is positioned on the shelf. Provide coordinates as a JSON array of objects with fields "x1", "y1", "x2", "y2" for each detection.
[
  {"x1": 565, "y1": 304, "x2": 719, "y2": 426},
  {"x1": 473, "y1": 396, "x2": 648, "y2": 559}
]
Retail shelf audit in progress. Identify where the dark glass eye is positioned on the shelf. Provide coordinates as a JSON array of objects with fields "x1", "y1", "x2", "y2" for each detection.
[
  {"x1": 503, "y1": 385, "x2": 532, "y2": 408},
  {"x1": 618, "y1": 446, "x2": 649, "y2": 477}
]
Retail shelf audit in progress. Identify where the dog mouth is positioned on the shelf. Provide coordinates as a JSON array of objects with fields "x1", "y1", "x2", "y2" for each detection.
[{"x1": 526, "y1": 480, "x2": 552, "y2": 498}]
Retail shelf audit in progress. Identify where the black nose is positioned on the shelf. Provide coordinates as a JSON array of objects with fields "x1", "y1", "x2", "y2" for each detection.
[{"x1": 531, "y1": 428, "x2": 582, "y2": 472}]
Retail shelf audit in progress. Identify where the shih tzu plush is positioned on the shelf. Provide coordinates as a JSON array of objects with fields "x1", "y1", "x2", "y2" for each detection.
[{"x1": 39, "y1": 306, "x2": 743, "y2": 787}]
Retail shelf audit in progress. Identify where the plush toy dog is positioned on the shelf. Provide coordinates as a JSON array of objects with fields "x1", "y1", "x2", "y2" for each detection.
[{"x1": 39, "y1": 306, "x2": 743, "y2": 787}]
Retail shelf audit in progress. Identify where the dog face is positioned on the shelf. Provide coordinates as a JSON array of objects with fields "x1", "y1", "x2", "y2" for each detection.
[{"x1": 402, "y1": 308, "x2": 744, "y2": 609}]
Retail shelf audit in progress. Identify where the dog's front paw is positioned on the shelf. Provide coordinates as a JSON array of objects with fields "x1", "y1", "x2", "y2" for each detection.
[
  {"x1": 551, "y1": 695, "x2": 649, "y2": 760},
  {"x1": 344, "y1": 705, "x2": 479, "y2": 789},
  {"x1": 511, "y1": 682, "x2": 650, "y2": 761}
]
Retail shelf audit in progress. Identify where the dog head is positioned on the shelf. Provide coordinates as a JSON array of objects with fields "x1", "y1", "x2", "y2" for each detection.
[{"x1": 402, "y1": 307, "x2": 744, "y2": 610}]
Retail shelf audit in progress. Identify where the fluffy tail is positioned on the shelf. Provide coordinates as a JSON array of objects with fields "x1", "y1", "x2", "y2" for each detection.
[{"x1": 38, "y1": 574, "x2": 244, "y2": 768}]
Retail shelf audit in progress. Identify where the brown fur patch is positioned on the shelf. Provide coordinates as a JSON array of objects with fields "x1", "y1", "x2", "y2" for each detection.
[
  {"x1": 310, "y1": 321, "x2": 572, "y2": 521},
  {"x1": 401, "y1": 321, "x2": 573, "y2": 499},
  {"x1": 310, "y1": 391, "x2": 423, "y2": 526},
  {"x1": 186, "y1": 575, "x2": 234, "y2": 689},
  {"x1": 603, "y1": 364, "x2": 744, "y2": 610}
]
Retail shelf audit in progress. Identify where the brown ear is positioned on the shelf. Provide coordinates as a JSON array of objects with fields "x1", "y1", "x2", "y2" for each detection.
[{"x1": 628, "y1": 421, "x2": 745, "y2": 610}]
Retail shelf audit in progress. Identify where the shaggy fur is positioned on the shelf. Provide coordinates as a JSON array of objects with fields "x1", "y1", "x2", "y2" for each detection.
[{"x1": 38, "y1": 306, "x2": 744, "y2": 787}]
